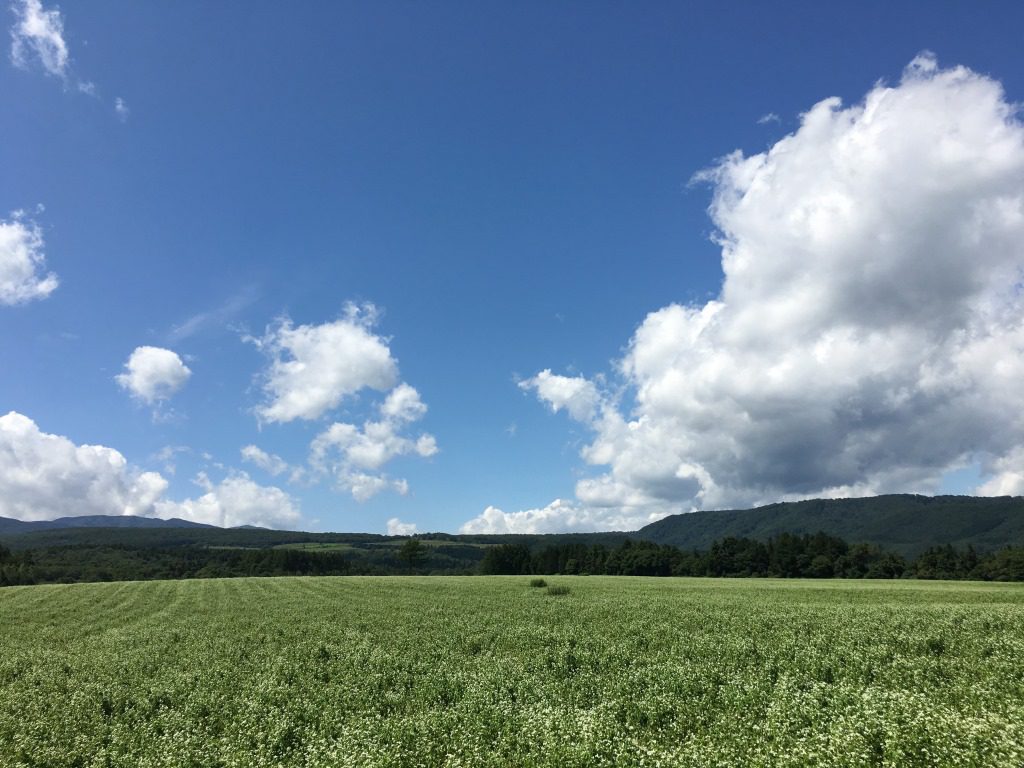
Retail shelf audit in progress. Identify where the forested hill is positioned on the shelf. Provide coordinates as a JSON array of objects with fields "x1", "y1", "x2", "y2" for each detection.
[
  {"x1": 637, "y1": 495, "x2": 1024, "y2": 557},
  {"x1": 5, "y1": 495, "x2": 1024, "y2": 584},
  {"x1": 0, "y1": 515, "x2": 214, "y2": 534}
]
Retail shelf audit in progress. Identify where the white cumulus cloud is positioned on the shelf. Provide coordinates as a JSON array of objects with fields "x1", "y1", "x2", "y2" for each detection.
[
  {"x1": 520, "y1": 369, "x2": 602, "y2": 423},
  {"x1": 116, "y1": 346, "x2": 192, "y2": 404},
  {"x1": 0, "y1": 411, "x2": 168, "y2": 521},
  {"x1": 310, "y1": 383, "x2": 437, "y2": 501},
  {"x1": 510, "y1": 54, "x2": 1024, "y2": 532},
  {"x1": 0, "y1": 211, "x2": 58, "y2": 305},
  {"x1": 251, "y1": 303, "x2": 398, "y2": 423},
  {"x1": 248, "y1": 304, "x2": 437, "y2": 501},
  {"x1": 381, "y1": 382, "x2": 429, "y2": 423},
  {"x1": 155, "y1": 471, "x2": 300, "y2": 529}
]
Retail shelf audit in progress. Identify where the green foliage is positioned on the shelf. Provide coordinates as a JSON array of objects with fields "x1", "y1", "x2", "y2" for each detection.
[
  {"x1": 981, "y1": 547, "x2": 1024, "y2": 581},
  {"x1": 2, "y1": 577, "x2": 1024, "y2": 766},
  {"x1": 396, "y1": 538, "x2": 427, "y2": 571},
  {"x1": 546, "y1": 584, "x2": 570, "y2": 596},
  {"x1": 479, "y1": 543, "x2": 533, "y2": 574},
  {"x1": 529, "y1": 578, "x2": 547, "y2": 588}
]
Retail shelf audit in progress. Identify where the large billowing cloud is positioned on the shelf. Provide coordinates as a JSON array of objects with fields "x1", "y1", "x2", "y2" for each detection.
[
  {"x1": 251, "y1": 303, "x2": 398, "y2": 423},
  {"x1": 0, "y1": 411, "x2": 167, "y2": 521},
  {"x1": 0, "y1": 411, "x2": 301, "y2": 528},
  {"x1": 481, "y1": 54, "x2": 1024, "y2": 534},
  {"x1": 0, "y1": 211, "x2": 58, "y2": 305},
  {"x1": 310, "y1": 383, "x2": 438, "y2": 501},
  {"x1": 155, "y1": 471, "x2": 300, "y2": 529},
  {"x1": 116, "y1": 346, "x2": 192, "y2": 404}
]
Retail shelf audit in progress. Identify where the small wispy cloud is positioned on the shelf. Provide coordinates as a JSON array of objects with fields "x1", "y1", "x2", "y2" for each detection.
[
  {"x1": 9, "y1": 0, "x2": 68, "y2": 80},
  {"x1": 240, "y1": 444, "x2": 305, "y2": 484},
  {"x1": 168, "y1": 285, "x2": 259, "y2": 343},
  {"x1": 10, "y1": 0, "x2": 127, "y2": 117},
  {"x1": 757, "y1": 112, "x2": 781, "y2": 125},
  {"x1": 153, "y1": 445, "x2": 191, "y2": 476}
]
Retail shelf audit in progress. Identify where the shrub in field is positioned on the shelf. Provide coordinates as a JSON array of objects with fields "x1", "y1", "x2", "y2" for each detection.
[
  {"x1": 546, "y1": 584, "x2": 570, "y2": 596},
  {"x1": 529, "y1": 578, "x2": 547, "y2": 588}
]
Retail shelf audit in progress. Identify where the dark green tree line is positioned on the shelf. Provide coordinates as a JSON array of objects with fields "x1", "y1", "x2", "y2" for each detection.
[{"x1": 4, "y1": 532, "x2": 1024, "y2": 586}]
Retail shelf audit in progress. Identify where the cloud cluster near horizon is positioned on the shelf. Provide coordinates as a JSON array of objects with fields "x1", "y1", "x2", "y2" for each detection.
[
  {"x1": 0, "y1": 412, "x2": 299, "y2": 528},
  {"x1": 460, "y1": 499, "x2": 662, "y2": 535},
  {"x1": 154, "y1": 471, "x2": 301, "y2": 529},
  {"x1": 386, "y1": 517, "x2": 418, "y2": 536},
  {"x1": 467, "y1": 54, "x2": 1024, "y2": 534}
]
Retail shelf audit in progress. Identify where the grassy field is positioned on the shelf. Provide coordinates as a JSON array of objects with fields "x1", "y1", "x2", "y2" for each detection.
[{"x1": 1, "y1": 577, "x2": 1023, "y2": 767}]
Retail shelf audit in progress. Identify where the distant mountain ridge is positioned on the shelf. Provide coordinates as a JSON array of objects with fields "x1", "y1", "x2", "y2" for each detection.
[
  {"x1": 637, "y1": 494, "x2": 1024, "y2": 557},
  {"x1": 0, "y1": 515, "x2": 215, "y2": 534},
  {"x1": 3, "y1": 495, "x2": 1024, "y2": 558}
]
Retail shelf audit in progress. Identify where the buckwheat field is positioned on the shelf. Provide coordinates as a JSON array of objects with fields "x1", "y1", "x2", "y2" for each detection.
[{"x1": 2, "y1": 576, "x2": 1023, "y2": 767}]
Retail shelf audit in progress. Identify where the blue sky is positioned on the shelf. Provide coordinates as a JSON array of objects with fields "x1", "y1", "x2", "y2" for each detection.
[{"x1": 3, "y1": 1, "x2": 1024, "y2": 534}]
